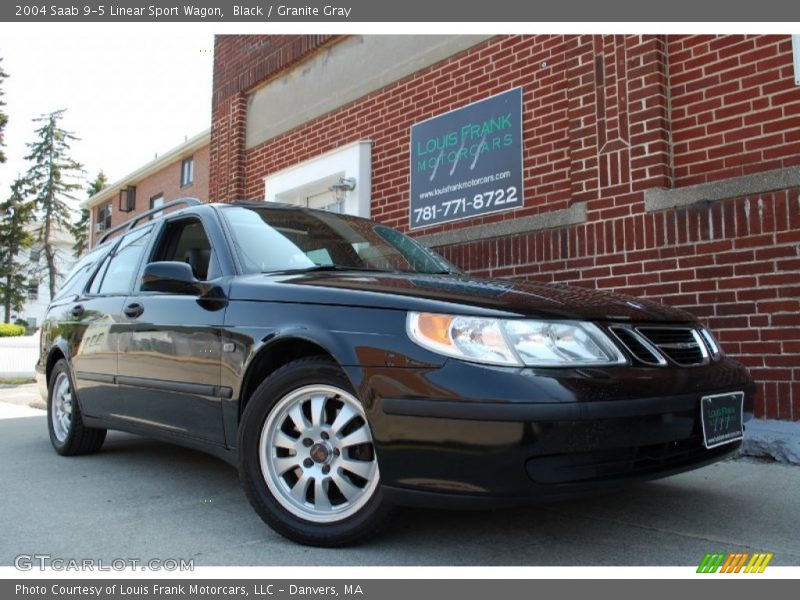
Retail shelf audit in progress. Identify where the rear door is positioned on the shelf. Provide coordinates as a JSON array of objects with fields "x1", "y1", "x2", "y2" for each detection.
[
  {"x1": 116, "y1": 215, "x2": 227, "y2": 444},
  {"x1": 42, "y1": 246, "x2": 113, "y2": 414}
]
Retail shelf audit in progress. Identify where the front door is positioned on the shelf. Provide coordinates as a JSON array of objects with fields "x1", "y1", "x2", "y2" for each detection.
[{"x1": 116, "y1": 216, "x2": 226, "y2": 444}]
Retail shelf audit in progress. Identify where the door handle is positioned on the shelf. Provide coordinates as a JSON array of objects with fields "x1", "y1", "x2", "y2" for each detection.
[
  {"x1": 71, "y1": 304, "x2": 85, "y2": 317},
  {"x1": 124, "y1": 302, "x2": 144, "y2": 319}
]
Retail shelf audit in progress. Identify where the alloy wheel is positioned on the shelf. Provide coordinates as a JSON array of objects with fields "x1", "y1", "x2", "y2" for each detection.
[
  {"x1": 51, "y1": 372, "x2": 73, "y2": 443},
  {"x1": 258, "y1": 384, "x2": 379, "y2": 523}
]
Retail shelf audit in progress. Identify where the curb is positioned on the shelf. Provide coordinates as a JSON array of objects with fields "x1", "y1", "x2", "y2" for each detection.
[{"x1": 740, "y1": 419, "x2": 800, "y2": 465}]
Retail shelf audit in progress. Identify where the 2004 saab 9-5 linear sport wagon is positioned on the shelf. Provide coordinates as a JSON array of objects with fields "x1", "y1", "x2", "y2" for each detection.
[{"x1": 37, "y1": 198, "x2": 754, "y2": 546}]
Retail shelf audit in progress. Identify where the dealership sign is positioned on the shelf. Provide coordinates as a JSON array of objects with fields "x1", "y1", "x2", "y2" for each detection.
[{"x1": 409, "y1": 87, "x2": 524, "y2": 230}]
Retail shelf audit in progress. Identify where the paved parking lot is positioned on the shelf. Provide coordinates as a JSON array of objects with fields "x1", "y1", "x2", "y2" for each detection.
[{"x1": 1, "y1": 400, "x2": 798, "y2": 567}]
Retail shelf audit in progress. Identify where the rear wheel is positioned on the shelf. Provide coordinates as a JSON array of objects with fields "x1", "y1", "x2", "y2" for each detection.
[
  {"x1": 47, "y1": 359, "x2": 106, "y2": 456},
  {"x1": 239, "y1": 356, "x2": 391, "y2": 546}
]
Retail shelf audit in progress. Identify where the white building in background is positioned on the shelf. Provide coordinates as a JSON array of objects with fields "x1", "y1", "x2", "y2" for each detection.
[{"x1": 13, "y1": 222, "x2": 78, "y2": 329}]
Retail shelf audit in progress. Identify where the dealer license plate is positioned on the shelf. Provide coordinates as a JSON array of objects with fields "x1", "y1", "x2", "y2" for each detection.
[{"x1": 700, "y1": 392, "x2": 744, "y2": 449}]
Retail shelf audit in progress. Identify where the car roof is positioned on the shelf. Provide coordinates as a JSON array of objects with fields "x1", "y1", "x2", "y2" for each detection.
[
  {"x1": 223, "y1": 200, "x2": 377, "y2": 224},
  {"x1": 96, "y1": 198, "x2": 379, "y2": 250}
]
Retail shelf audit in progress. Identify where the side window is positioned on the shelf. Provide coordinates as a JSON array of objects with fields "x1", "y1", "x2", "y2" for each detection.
[
  {"x1": 52, "y1": 248, "x2": 106, "y2": 301},
  {"x1": 92, "y1": 227, "x2": 153, "y2": 296},
  {"x1": 149, "y1": 218, "x2": 220, "y2": 282},
  {"x1": 87, "y1": 254, "x2": 112, "y2": 296}
]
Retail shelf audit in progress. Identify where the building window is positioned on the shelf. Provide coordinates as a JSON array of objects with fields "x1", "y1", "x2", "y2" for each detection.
[
  {"x1": 263, "y1": 141, "x2": 372, "y2": 218},
  {"x1": 27, "y1": 279, "x2": 39, "y2": 300},
  {"x1": 150, "y1": 194, "x2": 165, "y2": 219},
  {"x1": 181, "y1": 157, "x2": 194, "y2": 187},
  {"x1": 118, "y1": 186, "x2": 137, "y2": 213},
  {"x1": 97, "y1": 203, "x2": 112, "y2": 232}
]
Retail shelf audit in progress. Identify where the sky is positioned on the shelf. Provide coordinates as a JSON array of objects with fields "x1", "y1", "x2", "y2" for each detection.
[{"x1": 0, "y1": 25, "x2": 215, "y2": 207}]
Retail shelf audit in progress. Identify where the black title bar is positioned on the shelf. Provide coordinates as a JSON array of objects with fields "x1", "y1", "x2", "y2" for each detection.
[{"x1": 3, "y1": 0, "x2": 800, "y2": 22}]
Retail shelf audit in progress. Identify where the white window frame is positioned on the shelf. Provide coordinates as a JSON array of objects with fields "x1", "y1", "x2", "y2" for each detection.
[
  {"x1": 150, "y1": 194, "x2": 164, "y2": 208},
  {"x1": 263, "y1": 141, "x2": 372, "y2": 218},
  {"x1": 181, "y1": 156, "x2": 194, "y2": 187},
  {"x1": 794, "y1": 35, "x2": 800, "y2": 85}
]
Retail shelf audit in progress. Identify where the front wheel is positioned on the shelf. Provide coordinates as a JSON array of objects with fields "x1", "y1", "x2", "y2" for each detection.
[{"x1": 239, "y1": 356, "x2": 391, "y2": 546}]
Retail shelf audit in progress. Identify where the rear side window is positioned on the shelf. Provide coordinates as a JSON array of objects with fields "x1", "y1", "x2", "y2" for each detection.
[
  {"x1": 52, "y1": 248, "x2": 107, "y2": 302},
  {"x1": 89, "y1": 226, "x2": 153, "y2": 296}
]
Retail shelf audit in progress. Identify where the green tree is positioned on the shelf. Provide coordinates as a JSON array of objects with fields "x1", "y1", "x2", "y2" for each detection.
[
  {"x1": 73, "y1": 170, "x2": 107, "y2": 256},
  {"x1": 24, "y1": 109, "x2": 83, "y2": 298},
  {"x1": 0, "y1": 58, "x2": 8, "y2": 163},
  {"x1": 0, "y1": 179, "x2": 35, "y2": 323}
]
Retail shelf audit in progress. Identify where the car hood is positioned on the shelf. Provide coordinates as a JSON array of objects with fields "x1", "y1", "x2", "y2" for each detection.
[{"x1": 228, "y1": 271, "x2": 696, "y2": 323}]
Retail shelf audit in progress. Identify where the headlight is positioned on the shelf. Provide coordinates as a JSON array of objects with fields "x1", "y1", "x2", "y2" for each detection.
[{"x1": 407, "y1": 312, "x2": 627, "y2": 367}]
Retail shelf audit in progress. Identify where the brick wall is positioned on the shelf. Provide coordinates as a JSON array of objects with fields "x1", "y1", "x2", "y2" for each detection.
[
  {"x1": 670, "y1": 35, "x2": 800, "y2": 186},
  {"x1": 210, "y1": 34, "x2": 800, "y2": 420},
  {"x1": 435, "y1": 189, "x2": 800, "y2": 421},
  {"x1": 92, "y1": 144, "x2": 210, "y2": 244},
  {"x1": 210, "y1": 35, "x2": 338, "y2": 202}
]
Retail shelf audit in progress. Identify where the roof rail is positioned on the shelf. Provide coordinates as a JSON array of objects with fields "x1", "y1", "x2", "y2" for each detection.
[{"x1": 97, "y1": 197, "x2": 202, "y2": 245}]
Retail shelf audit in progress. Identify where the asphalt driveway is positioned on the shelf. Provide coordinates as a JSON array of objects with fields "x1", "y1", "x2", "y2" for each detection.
[{"x1": 0, "y1": 401, "x2": 798, "y2": 567}]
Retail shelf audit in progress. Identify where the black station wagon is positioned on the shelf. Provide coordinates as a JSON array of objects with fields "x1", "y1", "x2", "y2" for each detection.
[{"x1": 37, "y1": 198, "x2": 755, "y2": 545}]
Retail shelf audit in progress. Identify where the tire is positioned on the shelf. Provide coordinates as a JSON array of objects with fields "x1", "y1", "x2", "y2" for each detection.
[
  {"x1": 239, "y1": 356, "x2": 392, "y2": 546},
  {"x1": 47, "y1": 359, "x2": 107, "y2": 456}
]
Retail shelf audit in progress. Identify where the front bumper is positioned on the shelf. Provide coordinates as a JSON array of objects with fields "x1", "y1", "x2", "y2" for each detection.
[{"x1": 354, "y1": 356, "x2": 755, "y2": 506}]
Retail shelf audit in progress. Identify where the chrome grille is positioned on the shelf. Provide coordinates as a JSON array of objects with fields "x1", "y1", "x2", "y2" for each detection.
[
  {"x1": 609, "y1": 327, "x2": 664, "y2": 365},
  {"x1": 636, "y1": 327, "x2": 708, "y2": 366}
]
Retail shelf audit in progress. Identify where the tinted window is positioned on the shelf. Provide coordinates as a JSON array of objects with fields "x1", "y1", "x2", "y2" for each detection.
[
  {"x1": 52, "y1": 247, "x2": 107, "y2": 302},
  {"x1": 88, "y1": 254, "x2": 112, "y2": 296},
  {"x1": 94, "y1": 227, "x2": 152, "y2": 295},
  {"x1": 220, "y1": 206, "x2": 457, "y2": 275}
]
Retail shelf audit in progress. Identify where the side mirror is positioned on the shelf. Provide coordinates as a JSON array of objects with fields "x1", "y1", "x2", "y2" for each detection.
[{"x1": 141, "y1": 261, "x2": 202, "y2": 295}]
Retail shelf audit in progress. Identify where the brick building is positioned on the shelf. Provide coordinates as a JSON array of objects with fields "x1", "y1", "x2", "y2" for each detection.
[
  {"x1": 83, "y1": 129, "x2": 210, "y2": 247},
  {"x1": 210, "y1": 34, "x2": 800, "y2": 421}
]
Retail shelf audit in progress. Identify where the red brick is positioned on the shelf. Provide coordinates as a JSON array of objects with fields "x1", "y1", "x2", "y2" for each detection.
[{"x1": 210, "y1": 34, "x2": 800, "y2": 423}]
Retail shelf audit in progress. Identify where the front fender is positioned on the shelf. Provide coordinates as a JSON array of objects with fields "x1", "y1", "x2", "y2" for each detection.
[{"x1": 219, "y1": 301, "x2": 446, "y2": 450}]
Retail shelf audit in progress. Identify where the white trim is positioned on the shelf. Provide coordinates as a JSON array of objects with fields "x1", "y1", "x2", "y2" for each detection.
[
  {"x1": 263, "y1": 141, "x2": 372, "y2": 218},
  {"x1": 794, "y1": 35, "x2": 800, "y2": 85},
  {"x1": 81, "y1": 129, "x2": 210, "y2": 210}
]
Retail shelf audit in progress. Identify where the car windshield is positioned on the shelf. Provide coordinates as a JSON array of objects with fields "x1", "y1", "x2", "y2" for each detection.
[{"x1": 220, "y1": 205, "x2": 459, "y2": 275}]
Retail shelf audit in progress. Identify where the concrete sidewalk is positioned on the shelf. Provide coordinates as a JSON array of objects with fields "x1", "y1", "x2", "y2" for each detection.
[
  {"x1": 0, "y1": 383, "x2": 44, "y2": 409},
  {"x1": 0, "y1": 332, "x2": 38, "y2": 378}
]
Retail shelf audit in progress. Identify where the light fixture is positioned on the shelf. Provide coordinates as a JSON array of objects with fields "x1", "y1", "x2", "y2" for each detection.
[{"x1": 329, "y1": 177, "x2": 356, "y2": 202}]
